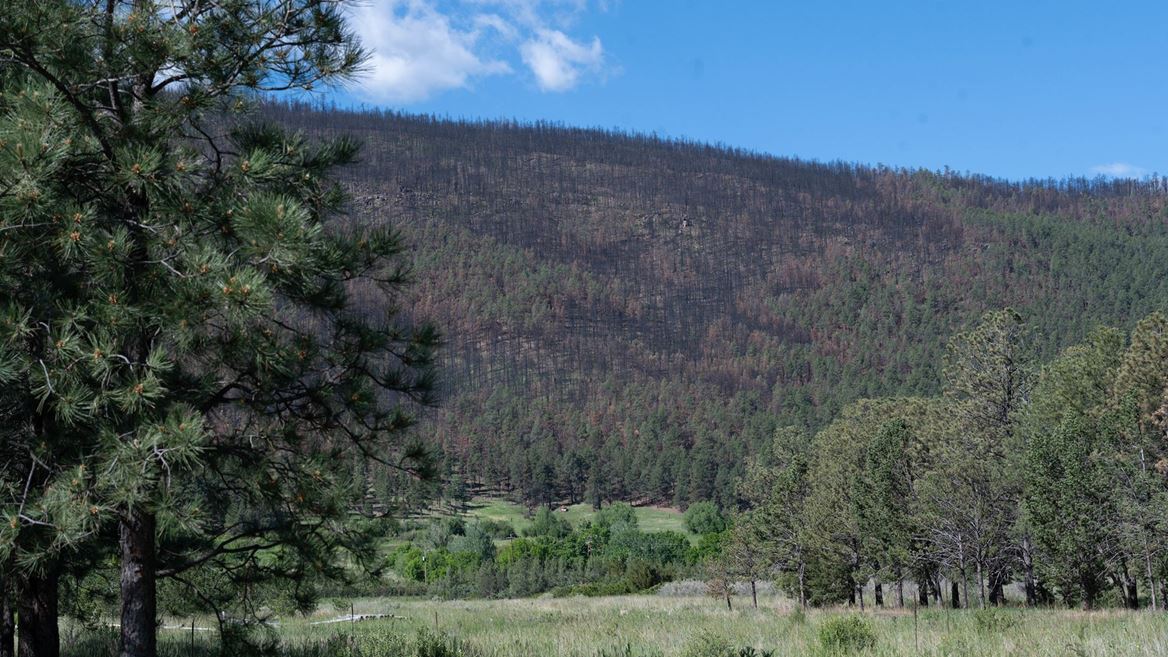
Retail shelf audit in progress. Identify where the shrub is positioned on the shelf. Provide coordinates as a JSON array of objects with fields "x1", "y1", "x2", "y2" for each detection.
[
  {"x1": 525, "y1": 507, "x2": 572, "y2": 538},
  {"x1": 684, "y1": 502, "x2": 727, "y2": 535},
  {"x1": 413, "y1": 630, "x2": 482, "y2": 657},
  {"x1": 816, "y1": 615, "x2": 876, "y2": 655},
  {"x1": 973, "y1": 608, "x2": 1021, "y2": 634},
  {"x1": 680, "y1": 632, "x2": 734, "y2": 657},
  {"x1": 596, "y1": 502, "x2": 639, "y2": 530},
  {"x1": 478, "y1": 518, "x2": 518, "y2": 539}
]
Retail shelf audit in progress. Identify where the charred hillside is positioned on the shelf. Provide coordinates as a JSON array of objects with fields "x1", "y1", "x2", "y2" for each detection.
[{"x1": 262, "y1": 102, "x2": 1168, "y2": 508}]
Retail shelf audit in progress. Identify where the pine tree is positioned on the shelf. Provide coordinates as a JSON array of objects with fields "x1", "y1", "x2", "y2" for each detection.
[
  {"x1": 736, "y1": 426, "x2": 811, "y2": 606},
  {"x1": 1023, "y1": 416, "x2": 1115, "y2": 609},
  {"x1": 0, "y1": 3, "x2": 436, "y2": 656},
  {"x1": 854, "y1": 419, "x2": 916, "y2": 607}
]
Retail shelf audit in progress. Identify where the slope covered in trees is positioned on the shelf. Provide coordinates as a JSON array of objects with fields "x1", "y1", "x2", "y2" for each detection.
[{"x1": 264, "y1": 101, "x2": 1168, "y2": 509}]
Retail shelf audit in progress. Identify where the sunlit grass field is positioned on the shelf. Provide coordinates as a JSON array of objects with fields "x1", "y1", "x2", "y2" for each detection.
[
  {"x1": 140, "y1": 594, "x2": 1168, "y2": 657},
  {"x1": 462, "y1": 497, "x2": 690, "y2": 536}
]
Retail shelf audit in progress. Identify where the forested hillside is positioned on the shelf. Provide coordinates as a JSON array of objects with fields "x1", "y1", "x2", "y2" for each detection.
[{"x1": 262, "y1": 102, "x2": 1168, "y2": 509}]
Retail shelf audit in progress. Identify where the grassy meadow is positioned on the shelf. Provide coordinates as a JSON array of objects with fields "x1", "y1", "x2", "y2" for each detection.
[
  {"x1": 460, "y1": 498, "x2": 691, "y2": 537},
  {"x1": 127, "y1": 594, "x2": 1168, "y2": 657}
]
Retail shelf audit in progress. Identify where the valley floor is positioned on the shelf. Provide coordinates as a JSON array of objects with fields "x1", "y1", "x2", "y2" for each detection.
[{"x1": 146, "y1": 594, "x2": 1168, "y2": 657}]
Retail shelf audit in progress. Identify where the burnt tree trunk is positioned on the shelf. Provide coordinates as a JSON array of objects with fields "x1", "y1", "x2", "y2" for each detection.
[
  {"x1": 950, "y1": 581, "x2": 961, "y2": 609},
  {"x1": 988, "y1": 568, "x2": 1006, "y2": 606},
  {"x1": 1120, "y1": 560, "x2": 1139, "y2": 610},
  {"x1": 16, "y1": 569, "x2": 58, "y2": 657},
  {"x1": 119, "y1": 508, "x2": 157, "y2": 657}
]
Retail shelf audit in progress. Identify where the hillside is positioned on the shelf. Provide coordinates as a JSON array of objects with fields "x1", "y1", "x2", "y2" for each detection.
[{"x1": 262, "y1": 102, "x2": 1168, "y2": 509}]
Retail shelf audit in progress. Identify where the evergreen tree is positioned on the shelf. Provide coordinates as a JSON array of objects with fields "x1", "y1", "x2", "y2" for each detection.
[
  {"x1": 854, "y1": 419, "x2": 916, "y2": 607},
  {"x1": 0, "y1": 3, "x2": 435, "y2": 656},
  {"x1": 737, "y1": 426, "x2": 812, "y2": 606},
  {"x1": 1023, "y1": 416, "x2": 1115, "y2": 609}
]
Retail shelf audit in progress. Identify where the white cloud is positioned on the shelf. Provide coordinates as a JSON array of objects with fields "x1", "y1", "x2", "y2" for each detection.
[
  {"x1": 520, "y1": 29, "x2": 604, "y2": 92},
  {"x1": 1090, "y1": 162, "x2": 1147, "y2": 178},
  {"x1": 349, "y1": 1, "x2": 511, "y2": 103},
  {"x1": 349, "y1": 0, "x2": 608, "y2": 103}
]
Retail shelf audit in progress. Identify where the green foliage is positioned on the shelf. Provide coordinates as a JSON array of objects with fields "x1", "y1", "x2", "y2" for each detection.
[
  {"x1": 1024, "y1": 416, "x2": 1112, "y2": 608},
  {"x1": 816, "y1": 616, "x2": 876, "y2": 655},
  {"x1": 680, "y1": 633, "x2": 734, "y2": 657},
  {"x1": 0, "y1": 0, "x2": 439, "y2": 643},
  {"x1": 595, "y1": 502, "x2": 639, "y2": 531},
  {"x1": 390, "y1": 513, "x2": 697, "y2": 598},
  {"x1": 685, "y1": 502, "x2": 727, "y2": 536},
  {"x1": 524, "y1": 508, "x2": 573, "y2": 539},
  {"x1": 973, "y1": 608, "x2": 1021, "y2": 634}
]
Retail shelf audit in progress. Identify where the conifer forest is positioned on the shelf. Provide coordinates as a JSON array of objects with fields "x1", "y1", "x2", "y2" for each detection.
[{"x1": 3, "y1": 2, "x2": 1168, "y2": 657}]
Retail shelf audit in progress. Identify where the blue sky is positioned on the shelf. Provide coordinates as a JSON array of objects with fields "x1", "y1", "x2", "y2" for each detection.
[{"x1": 334, "y1": 1, "x2": 1168, "y2": 181}]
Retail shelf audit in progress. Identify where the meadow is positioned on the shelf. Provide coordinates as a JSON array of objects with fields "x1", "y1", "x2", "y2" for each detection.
[
  {"x1": 458, "y1": 498, "x2": 691, "y2": 538},
  {"x1": 116, "y1": 594, "x2": 1168, "y2": 657}
]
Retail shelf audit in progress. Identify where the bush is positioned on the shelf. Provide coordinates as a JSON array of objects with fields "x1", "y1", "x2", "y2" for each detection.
[
  {"x1": 414, "y1": 630, "x2": 480, "y2": 657},
  {"x1": 596, "y1": 502, "x2": 639, "y2": 530},
  {"x1": 478, "y1": 518, "x2": 517, "y2": 539},
  {"x1": 684, "y1": 502, "x2": 727, "y2": 535},
  {"x1": 448, "y1": 523, "x2": 496, "y2": 562},
  {"x1": 816, "y1": 615, "x2": 876, "y2": 655},
  {"x1": 973, "y1": 608, "x2": 1021, "y2": 633},
  {"x1": 680, "y1": 632, "x2": 734, "y2": 657},
  {"x1": 524, "y1": 507, "x2": 572, "y2": 538}
]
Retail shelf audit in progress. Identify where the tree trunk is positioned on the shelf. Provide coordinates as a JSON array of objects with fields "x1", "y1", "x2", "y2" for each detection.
[
  {"x1": 1144, "y1": 535, "x2": 1158, "y2": 611},
  {"x1": 798, "y1": 561, "x2": 807, "y2": 609},
  {"x1": 874, "y1": 580, "x2": 883, "y2": 607},
  {"x1": 119, "y1": 508, "x2": 157, "y2": 657},
  {"x1": 976, "y1": 561, "x2": 986, "y2": 609},
  {"x1": 896, "y1": 577, "x2": 905, "y2": 608},
  {"x1": 1021, "y1": 535, "x2": 1038, "y2": 607},
  {"x1": 750, "y1": 580, "x2": 757, "y2": 609},
  {"x1": 857, "y1": 584, "x2": 865, "y2": 611},
  {"x1": 16, "y1": 570, "x2": 58, "y2": 657},
  {"x1": 1118, "y1": 558, "x2": 1139, "y2": 610},
  {"x1": 918, "y1": 578, "x2": 929, "y2": 607},
  {"x1": 989, "y1": 568, "x2": 1006, "y2": 606},
  {"x1": 1, "y1": 576, "x2": 13, "y2": 657},
  {"x1": 724, "y1": 591, "x2": 732, "y2": 612},
  {"x1": 950, "y1": 581, "x2": 960, "y2": 609}
]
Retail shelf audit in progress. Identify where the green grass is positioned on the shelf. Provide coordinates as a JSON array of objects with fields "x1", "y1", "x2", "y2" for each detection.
[
  {"x1": 462, "y1": 497, "x2": 691, "y2": 536},
  {"x1": 133, "y1": 594, "x2": 1168, "y2": 657}
]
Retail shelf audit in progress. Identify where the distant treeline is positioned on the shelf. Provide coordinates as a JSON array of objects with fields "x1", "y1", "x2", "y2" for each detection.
[{"x1": 261, "y1": 101, "x2": 1168, "y2": 509}]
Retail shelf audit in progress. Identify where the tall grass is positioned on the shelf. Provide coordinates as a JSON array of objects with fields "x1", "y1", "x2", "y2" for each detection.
[{"x1": 63, "y1": 595, "x2": 1168, "y2": 657}]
